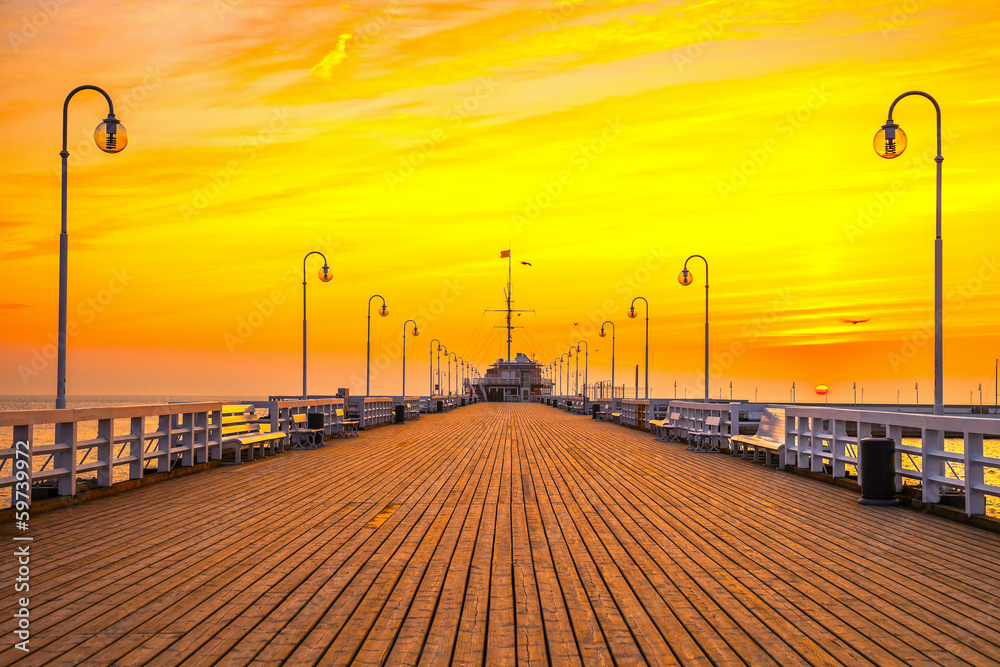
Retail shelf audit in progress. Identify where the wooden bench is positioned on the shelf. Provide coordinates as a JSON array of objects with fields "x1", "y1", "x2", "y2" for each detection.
[
  {"x1": 220, "y1": 405, "x2": 286, "y2": 464},
  {"x1": 404, "y1": 402, "x2": 420, "y2": 421},
  {"x1": 730, "y1": 408, "x2": 786, "y2": 469},
  {"x1": 289, "y1": 414, "x2": 325, "y2": 449},
  {"x1": 686, "y1": 415, "x2": 723, "y2": 453},
  {"x1": 333, "y1": 408, "x2": 359, "y2": 438}
]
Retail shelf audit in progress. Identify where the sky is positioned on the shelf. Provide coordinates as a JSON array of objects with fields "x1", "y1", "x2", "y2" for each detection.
[{"x1": 1, "y1": 0, "x2": 998, "y2": 403}]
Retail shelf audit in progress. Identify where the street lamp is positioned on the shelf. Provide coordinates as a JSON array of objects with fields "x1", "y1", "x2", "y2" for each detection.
[
  {"x1": 600, "y1": 321, "x2": 615, "y2": 398},
  {"x1": 56, "y1": 85, "x2": 128, "y2": 409},
  {"x1": 366, "y1": 294, "x2": 388, "y2": 396},
  {"x1": 576, "y1": 340, "x2": 588, "y2": 406},
  {"x1": 875, "y1": 91, "x2": 944, "y2": 415},
  {"x1": 429, "y1": 338, "x2": 441, "y2": 396},
  {"x1": 448, "y1": 352, "x2": 457, "y2": 397},
  {"x1": 457, "y1": 356, "x2": 465, "y2": 398},
  {"x1": 301, "y1": 251, "x2": 333, "y2": 398},
  {"x1": 402, "y1": 319, "x2": 418, "y2": 398},
  {"x1": 679, "y1": 255, "x2": 709, "y2": 402},
  {"x1": 439, "y1": 344, "x2": 448, "y2": 395},
  {"x1": 559, "y1": 354, "x2": 567, "y2": 396},
  {"x1": 628, "y1": 297, "x2": 649, "y2": 399}
]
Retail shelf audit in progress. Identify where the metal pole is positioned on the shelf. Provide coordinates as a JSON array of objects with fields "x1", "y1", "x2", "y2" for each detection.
[
  {"x1": 302, "y1": 251, "x2": 330, "y2": 399},
  {"x1": 366, "y1": 294, "x2": 386, "y2": 396},
  {"x1": 57, "y1": 85, "x2": 116, "y2": 409},
  {"x1": 885, "y1": 91, "x2": 943, "y2": 415}
]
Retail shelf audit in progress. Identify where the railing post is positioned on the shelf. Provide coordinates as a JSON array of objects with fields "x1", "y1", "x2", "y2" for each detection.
[
  {"x1": 157, "y1": 414, "x2": 171, "y2": 473},
  {"x1": 180, "y1": 412, "x2": 194, "y2": 468},
  {"x1": 13, "y1": 424, "x2": 33, "y2": 508},
  {"x1": 922, "y1": 427, "x2": 944, "y2": 503},
  {"x1": 129, "y1": 416, "x2": 144, "y2": 479},
  {"x1": 97, "y1": 417, "x2": 113, "y2": 487},
  {"x1": 964, "y1": 432, "x2": 985, "y2": 515},
  {"x1": 55, "y1": 419, "x2": 77, "y2": 497},
  {"x1": 887, "y1": 424, "x2": 903, "y2": 492}
]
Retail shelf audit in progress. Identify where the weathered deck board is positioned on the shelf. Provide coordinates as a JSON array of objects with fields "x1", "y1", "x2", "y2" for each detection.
[{"x1": 3, "y1": 403, "x2": 1000, "y2": 666}]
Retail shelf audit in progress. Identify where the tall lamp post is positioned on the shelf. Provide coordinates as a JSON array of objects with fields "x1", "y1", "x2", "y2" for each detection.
[
  {"x1": 577, "y1": 340, "x2": 589, "y2": 407},
  {"x1": 366, "y1": 294, "x2": 388, "y2": 396},
  {"x1": 679, "y1": 254, "x2": 709, "y2": 402},
  {"x1": 402, "y1": 319, "x2": 418, "y2": 398},
  {"x1": 628, "y1": 297, "x2": 649, "y2": 399},
  {"x1": 600, "y1": 320, "x2": 615, "y2": 397},
  {"x1": 559, "y1": 354, "x2": 567, "y2": 396},
  {"x1": 457, "y1": 356, "x2": 465, "y2": 397},
  {"x1": 56, "y1": 85, "x2": 128, "y2": 409},
  {"x1": 448, "y1": 352, "x2": 457, "y2": 397},
  {"x1": 429, "y1": 338, "x2": 441, "y2": 396},
  {"x1": 875, "y1": 91, "x2": 944, "y2": 415},
  {"x1": 302, "y1": 251, "x2": 333, "y2": 399}
]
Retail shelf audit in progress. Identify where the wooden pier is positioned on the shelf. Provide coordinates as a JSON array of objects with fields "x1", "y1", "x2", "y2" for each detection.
[{"x1": 3, "y1": 403, "x2": 999, "y2": 665}]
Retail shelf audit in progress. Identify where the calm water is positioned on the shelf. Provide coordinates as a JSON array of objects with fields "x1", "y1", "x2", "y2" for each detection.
[{"x1": 2, "y1": 396, "x2": 997, "y2": 517}]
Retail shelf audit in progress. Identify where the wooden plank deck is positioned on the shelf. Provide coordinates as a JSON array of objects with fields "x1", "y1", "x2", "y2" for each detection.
[{"x1": 3, "y1": 402, "x2": 1000, "y2": 666}]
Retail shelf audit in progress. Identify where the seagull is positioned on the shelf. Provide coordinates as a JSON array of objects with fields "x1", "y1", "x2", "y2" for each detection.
[
  {"x1": 521, "y1": 261, "x2": 532, "y2": 266},
  {"x1": 841, "y1": 317, "x2": 871, "y2": 325},
  {"x1": 573, "y1": 322, "x2": 579, "y2": 326}
]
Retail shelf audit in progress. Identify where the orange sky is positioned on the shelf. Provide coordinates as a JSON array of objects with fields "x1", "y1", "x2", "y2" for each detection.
[{"x1": 1, "y1": 0, "x2": 998, "y2": 403}]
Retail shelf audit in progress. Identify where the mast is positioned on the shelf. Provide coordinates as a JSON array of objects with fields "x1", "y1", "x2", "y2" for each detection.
[{"x1": 507, "y1": 251, "x2": 512, "y2": 363}]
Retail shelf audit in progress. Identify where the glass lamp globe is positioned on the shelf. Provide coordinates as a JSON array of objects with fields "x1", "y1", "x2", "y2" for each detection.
[
  {"x1": 627, "y1": 308, "x2": 637, "y2": 319},
  {"x1": 412, "y1": 328, "x2": 419, "y2": 337},
  {"x1": 94, "y1": 116, "x2": 127, "y2": 153},
  {"x1": 874, "y1": 125, "x2": 907, "y2": 159},
  {"x1": 599, "y1": 329, "x2": 606, "y2": 338},
  {"x1": 379, "y1": 305, "x2": 388, "y2": 317},
  {"x1": 678, "y1": 269, "x2": 694, "y2": 286},
  {"x1": 318, "y1": 267, "x2": 333, "y2": 282}
]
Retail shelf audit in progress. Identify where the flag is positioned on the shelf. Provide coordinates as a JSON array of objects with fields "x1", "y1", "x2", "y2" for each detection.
[{"x1": 500, "y1": 249, "x2": 510, "y2": 258}]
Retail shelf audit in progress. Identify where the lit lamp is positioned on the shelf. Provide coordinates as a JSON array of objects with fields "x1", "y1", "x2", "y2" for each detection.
[
  {"x1": 402, "y1": 319, "x2": 418, "y2": 399},
  {"x1": 628, "y1": 297, "x2": 649, "y2": 399},
  {"x1": 366, "y1": 294, "x2": 389, "y2": 396},
  {"x1": 679, "y1": 255, "x2": 709, "y2": 401},
  {"x1": 875, "y1": 91, "x2": 944, "y2": 415},
  {"x1": 301, "y1": 252, "x2": 332, "y2": 399},
  {"x1": 600, "y1": 320, "x2": 615, "y2": 398},
  {"x1": 55, "y1": 86, "x2": 128, "y2": 409}
]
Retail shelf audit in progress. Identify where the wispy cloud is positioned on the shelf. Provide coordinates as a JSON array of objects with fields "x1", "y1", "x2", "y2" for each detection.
[{"x1": 311, "y1": 34, "x2": 353, "y2": 78}]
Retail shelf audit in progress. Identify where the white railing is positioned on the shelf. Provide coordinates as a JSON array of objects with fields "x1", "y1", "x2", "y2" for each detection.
[
  {"x1": 254, "y1": 398, "x2": 345, "y2": 437},
  {"x1": 350, "y1": 397, "x2": 394, "y2": 428},
  {"x1": 779, "y1": 405, "x2": 1000, "y2": 516},
  {"x1": 0, "y1": 402, "x2": 222, "y2": 507},
  {"x1": 620, "y1": 399, "x2": 648, "y2": 428},
  {"x1": 666, "y1": 400, "x2": 743, "y2": 442}
]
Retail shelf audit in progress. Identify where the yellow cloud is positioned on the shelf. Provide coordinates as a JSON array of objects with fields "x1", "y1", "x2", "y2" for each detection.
[{"x1": 310, "y1": 34, "x2": 353, "y2": 79}]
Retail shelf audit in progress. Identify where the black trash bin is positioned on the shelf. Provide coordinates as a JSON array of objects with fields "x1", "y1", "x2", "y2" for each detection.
[
  {"x1": 307, "y1": 413, "x2": 325, "y2": 445},
  {"x1": 436, "y1": 400, "x2": 443, "y2": 412},
  {"x1": 858, "y1": 437, "x2": 899, "y2": 505},
  {"x1": 394, "y1": 405, "x2": 405, "y2": 424},
  {"x1": 591, "y1": 403, "x2": 600, "y2": 419},
  {"x1": 461, "y1": 398, "x2": 466, "y2": 407}
]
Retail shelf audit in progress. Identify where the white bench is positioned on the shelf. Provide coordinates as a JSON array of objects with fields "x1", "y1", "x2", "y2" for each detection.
[
  {"x1": 686, "y1": 415, "x2": 723, "y2": 453},
  {"x1": 730, "y1": 409, "x2": 786, "y2": 469},
  {"x1": 404, "y1": 402, "x2": 420, "y2": 421},
  {"x1": 648, "y1": 411, "x2": 682, "y2": 441},
  {"x1": 289, "y1": 414, "x2": 325, "y2": 449},
  {"x1": 220, "y1": 405, "x2": 286, "y2": 464},
  {"x1": 332, "y1": 408, "x2": 359, "y2": 438}
]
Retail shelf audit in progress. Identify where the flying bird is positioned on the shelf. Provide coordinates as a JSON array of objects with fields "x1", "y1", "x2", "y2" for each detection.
[
  {"x1": 573, "y1": 322, "x2": 579, "y2": 326},
  {"x1": 841, "y1": 317, "x2": 872, "y2": 325},
  {"x1": 521, "y1": 261, "x2": 532, "y2": 266}
]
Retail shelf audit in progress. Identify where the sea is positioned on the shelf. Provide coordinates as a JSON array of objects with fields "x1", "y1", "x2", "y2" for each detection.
[{"x1": 1, "y1": 395, "x2": 996, "y2": 517}]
